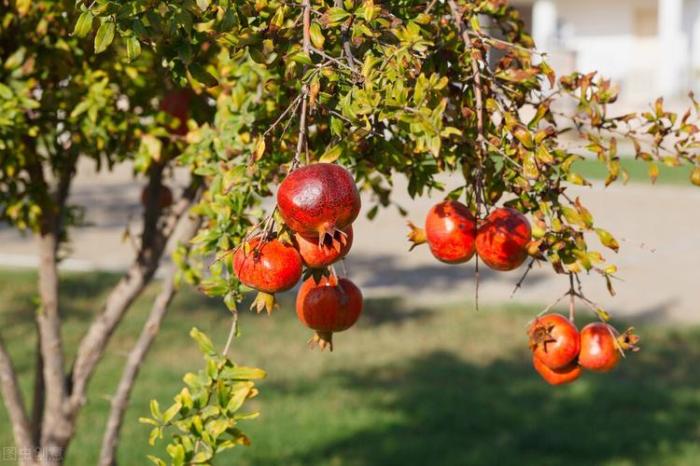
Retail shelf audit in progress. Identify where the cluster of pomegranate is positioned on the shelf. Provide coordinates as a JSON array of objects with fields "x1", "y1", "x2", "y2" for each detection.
[
  {"x1": 408, "y1": 200, "x2": 532, "y2": 271},
  {"x1": 233, "y1": 163, "x2": 364, "y2": 350},
  {"x1": 528, "y1": 314, "x2": 639, "y2": 385}
]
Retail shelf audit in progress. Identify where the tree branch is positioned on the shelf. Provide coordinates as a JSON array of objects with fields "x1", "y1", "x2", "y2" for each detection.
[
  {"x1": 0, "y1": 334, "x2": 36, "y2": 462},
  {"x1": 334, "y1": 0, "x2": 357, "y2": 69},
  {"x1": 31, "y1": 324, "x2": 45, "y2": 447},
  {"x1": 291, "y1": 0, "x2": 312, "y2": 169},
  {"x1": 67, "y1": 178, "x2": 201, "y2": 414},
  {"x1": 98, "y1": 214, "x2": 201, "y2": 466}
]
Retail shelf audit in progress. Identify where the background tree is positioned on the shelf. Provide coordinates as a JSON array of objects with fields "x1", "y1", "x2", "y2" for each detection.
[
  {"x1": 0, "y1": 1, "x2": 262, "y2": 465},
  {"x1": 1, "y1": 0, "x2": 699, "y2": 465}
]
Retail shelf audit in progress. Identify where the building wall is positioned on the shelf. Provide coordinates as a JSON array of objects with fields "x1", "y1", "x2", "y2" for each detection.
[
  {"x1": 556, "y1": 0, "x2": 659, "y2": 102},
  {"x1": 512, "y1": 0, "x2": 700, "y2": 105}
]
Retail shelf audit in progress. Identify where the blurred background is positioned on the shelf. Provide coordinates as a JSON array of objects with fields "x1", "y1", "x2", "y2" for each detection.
[{"x1": 1, "y1": 2, "x2": 700, "y2": 465}]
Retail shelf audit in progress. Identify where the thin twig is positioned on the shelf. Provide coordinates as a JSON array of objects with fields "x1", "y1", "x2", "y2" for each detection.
[
  {"x1": 511, "y1": 257, "x2": 536, "y2": 298},
  {"x1": 536, "y1": 291, "x2": 570, "y2": 318},
  {"x1": 448, "y1": 0, "x2": 489, "y2": 312},
  {"x1": 263, "y1": 94, "x2": 303, "y2": 137},
  {"x1": 568, "y1": 273, "x2": 576, "y2": 321},
  {"x1": 334, "y1": 0, "x2": 358, "y2": 69},
  {"x1": 425, "y1": 0, "x2": 439, "y2": 14},
  {"x1": 222, "y1": 311, "x2": 239, "y2": 358},
  {"x1": 309, "y1": 47, "x2": 360, "y2": 76}
]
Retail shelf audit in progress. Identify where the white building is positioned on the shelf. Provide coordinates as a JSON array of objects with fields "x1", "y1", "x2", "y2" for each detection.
[{"x1": 511, "y1": 0, "x2": 700, "y2": 104}]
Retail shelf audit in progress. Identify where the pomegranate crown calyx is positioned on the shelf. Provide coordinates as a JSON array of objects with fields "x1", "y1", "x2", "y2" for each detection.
[{"x1": 406, "y1": 220, "x2": 427, "y2": 251}]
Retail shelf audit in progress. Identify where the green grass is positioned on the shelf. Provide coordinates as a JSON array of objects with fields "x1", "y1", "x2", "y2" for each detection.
[
  {"x1": 1, "y1": 268, "x2": 700, "y2": 466},
  {"x1": 573, "y1": 158, "x2": 692, "y2": 185}
]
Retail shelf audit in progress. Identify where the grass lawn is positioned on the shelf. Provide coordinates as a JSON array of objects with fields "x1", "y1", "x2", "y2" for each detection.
[
  {"x1": 1, "y1": 268, "x2": 700, "y2": 466},
  {"x1": 573, "y1": 158, "x2": 692, "y2": 185}
]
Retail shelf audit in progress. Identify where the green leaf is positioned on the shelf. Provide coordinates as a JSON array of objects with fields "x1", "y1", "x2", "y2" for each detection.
[
  {"x1": 190, "y1": 327, "x2": 216, "y2": 355},
  {"x1": 148, "y1": 427, "x2": 162, "y2": 446},
  {"x1": 150, "y1": 399, "x2": 162, "y2": 421},
  {"x1": 94, "y1": 21, "x2": 115, "y2": 54},
  {"x1": 253, "y1": 137, "x2": 266, "y2": 161},
  {"x1": 139, "y1": 417, "x2": 160, "y2": 426},
  {"x1": 595, "y1": 228, "x2": 620, "y2": 253},
  {"x1": 147, "y1": 455, "x2": 166, "y2": 466},
  {"x1": 73, "y1": 11, "x2": 94, "y2": 38},
  {"x1": 162, "y1": 402, "x2": 182, "y2": 423},
  {"x1": 290, "y1": 52, "x2": 313, "y2": 65},
  {"x1": 166, "y1": 443, "x2": 185, "y2": 466},
  {"x1": 125, "y1": 36, "x2": 141, "y2": 62},
  {"x1": 319, "y1": 144, "x2": 343, "y2": 163},
  {"x1": 325, "y1": 7, "x2": 351, "y2": 26},
  {"x1": 189, "y1": 64, "x2": 218, "y2": 87},
  {"x1": 220, "y1": 365, "x2": 267, "y2": 381},
  {"x1": 310, "y1": 23, "x2": 325, "y2": 49}
]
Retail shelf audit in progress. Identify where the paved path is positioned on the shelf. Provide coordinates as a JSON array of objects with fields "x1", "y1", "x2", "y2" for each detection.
[{"x1": 1, "y1": 160, "x2": 698, "y2": 323}]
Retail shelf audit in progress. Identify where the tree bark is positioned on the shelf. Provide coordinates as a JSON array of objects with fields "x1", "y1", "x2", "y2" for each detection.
[
  {"x1": 0, "y1": 335, "x2": 38, "y2": 466},
  {"x1": 98, "y1": 215, "x2": 201, "y2": 466},
  {"x1": 35, "y1": 232, "x2": 74, "y2": 466},
  {"x1": 31, "y1": 325, "x2": 45, "y2": 447}
]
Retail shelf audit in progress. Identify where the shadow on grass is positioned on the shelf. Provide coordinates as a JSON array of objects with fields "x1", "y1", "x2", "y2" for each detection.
[{"x1": 288, "y1": 338, "x2": 700, "y2": 466}]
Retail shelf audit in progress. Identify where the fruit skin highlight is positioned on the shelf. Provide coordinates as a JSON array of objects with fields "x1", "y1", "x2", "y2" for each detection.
[
  {"x1": 296, "y1": 275, "x2": 363, "y2": 351},
  {"x1": 528, "y1": 313, "x2": 581, "y2": 370},
  {"x1": 277, "y1": 163, "x2": 361, "y2": 239},
  {"x1": 423, "y1": 201, "x2": 477, "y2": 264},
  {"x1": 233, "y1": 238, "x2": 303, "y2": 294},
  {"x1": 579, "y1": 323, "x2": 621, "y2": 372},
  {"x1": 476, "y1": 207, "x2": 532, "y2": 271},
  {"x1": 532, "y1": 356, "x2": 582, "y2": 386},
  {"x1": 294, "y1": 226, "x2": 353, "y2": 269}
]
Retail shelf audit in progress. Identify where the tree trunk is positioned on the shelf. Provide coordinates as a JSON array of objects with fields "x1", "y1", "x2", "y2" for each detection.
[{"x1": 35, "y1": 233, "x2": 73, "y2": 466}]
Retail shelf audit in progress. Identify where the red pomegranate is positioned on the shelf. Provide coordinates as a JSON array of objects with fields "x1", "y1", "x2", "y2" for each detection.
[
  {"x1": 578, "y1": 323, "x2": 622, "y2": 372},
  {"x1": 528, "y1": 313, "x2": 580, "y2": 370},
  {"x1": 476, "y1": 207, "x2": 531, "y2": 271},
  {"x1": 233, "y1": 237, "x2": 303, "y2": 314},
  {"x1": 532, "y1": 356, "x2": 582, "y2": 386},
  {"x1": 140, "y1": 185, "x2": 174, "y2": 209},
  {"x1": 160, "y1": 89, "x2": 191, "y2": 136},
  {"x1": 294, "y1": 226, "x2": 353, "y2": 269},
  {"x1": 424, "y1": 200, "x2": 476, "y2": 264},
  {"x1": 277, "y1": 163, "x2": 361, "y2": 239},
  {"x1": 296, "y1": 275, "x2": 363, "y2": 351}
]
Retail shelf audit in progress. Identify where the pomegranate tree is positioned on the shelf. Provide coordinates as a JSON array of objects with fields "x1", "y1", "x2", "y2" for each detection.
[{"x1": 56, "y1": 0, "x2": 700, "y2": 460}]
